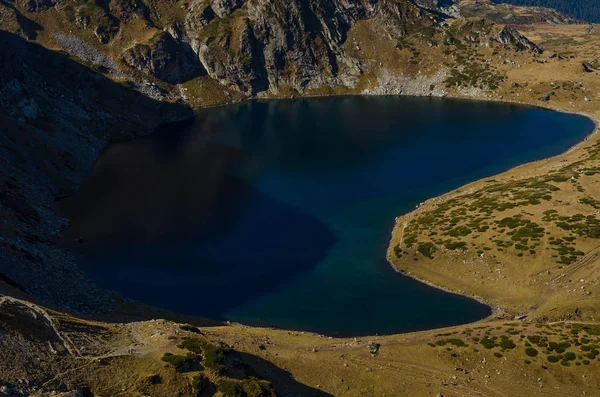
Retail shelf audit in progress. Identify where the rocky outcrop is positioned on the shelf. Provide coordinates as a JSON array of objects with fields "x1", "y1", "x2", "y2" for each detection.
[
  {"x1": 494, "y1": 26, "x2": 541, "y2": 53},
  {"x1": 2, "y1": 0, "x2": 543, "y2": 95},
  {"x1": 367, "y1": 341, "x2": 381, "y2": 355},
  {"x1": 184, "y1": 0, "x2": 437, "y2": 94},
  {"x1": 363, "y1": 69, "x2": 449, "y2": 97},
  {"x1": 211, "y1": 0, "x2": 245, "y2": 18},
  {"x1": 15, "y1": 0, "x2": 65, "y2": 13},
  {"x1": 185, "y1": 1, "x2": 216, "y2": 32},
  {"x1": 108, "y1": 0, "x2": 151, "y2": 22},
  {"x1": 122, "y1": 31, "x2": 205, "y2": 84},
  {"x1": 0, "y1": 1, "x2": 42, "y2": 39},
  {"x1": 71, "y1": 0, "x2": 120, "y2": 43}
]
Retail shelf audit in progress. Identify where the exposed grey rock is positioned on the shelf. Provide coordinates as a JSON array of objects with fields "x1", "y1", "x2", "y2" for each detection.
[
  {"x1": 53, "y1": 33, "x2": 126, "y2": 79},
  {"x1": 363, "y1": 69, "x2": 448, "y2": 97},
  {"x1": 122, "y1": 31, "x2": 205, "y2": 84},
  {"x1": 185, "y1": 0, "x2": 216, "y2": 32},
  {"x1": 71, "y1": 2, "x2": 120, "y2": 44},
  {"x1": 187, "y1": 0, "x2": 434, "y2": 95},
  {"x1": 367, "y1": 340, "x2": 381, "y2": 355},
  {"x1": 109, "y1": 0, "x2": 150, "y2": 22},
  {"x1": 540, "y1": 92, "x2": 555, "y2": 102},
  {"x1": 93, "y1": 20, "x2": 120, "y2": 44},
  {"x1": 494, "y1": 26, "x2": 541, "y2": 53},
  {"x1": 211, "y1": 0, "x2": 244, "y2": 18}
]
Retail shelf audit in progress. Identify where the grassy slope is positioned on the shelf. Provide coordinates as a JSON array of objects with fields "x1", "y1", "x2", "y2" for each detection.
[
  {"x1": 388, "y1": 24, "x2": 600, "y2": 323},
  {"x1": 3, "y1": 293, "x2": 599, "y2": 397}
]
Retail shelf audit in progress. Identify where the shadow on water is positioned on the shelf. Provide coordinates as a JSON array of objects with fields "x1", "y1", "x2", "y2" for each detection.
[
  {"x1": 56, "y1": 96, "x2": 596, "y2": 336},
  {"x1": 57, "y1": 118, "x2": 337, "y2": 318}
]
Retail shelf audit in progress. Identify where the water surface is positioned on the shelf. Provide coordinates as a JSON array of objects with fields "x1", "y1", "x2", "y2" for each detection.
[{"x1": 56, "y1": 96, "x2": 595, "y2": 336}]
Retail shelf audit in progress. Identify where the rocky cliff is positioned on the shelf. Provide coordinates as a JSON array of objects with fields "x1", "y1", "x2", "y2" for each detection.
[
  {"x1": 2, "y1": 0, "x2": 542, "y2": 101},
  {"x1": 0, "y1": 30, "x2": 192, "y2": 312}
]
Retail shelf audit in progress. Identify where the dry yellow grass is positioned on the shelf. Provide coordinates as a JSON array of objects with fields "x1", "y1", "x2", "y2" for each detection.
[
  {"x1": 20, "y1": 310, "x2": 597, "y2": 397},
  {"x1": 388, "y1": 23, "x2": 600, "y2": 323}
]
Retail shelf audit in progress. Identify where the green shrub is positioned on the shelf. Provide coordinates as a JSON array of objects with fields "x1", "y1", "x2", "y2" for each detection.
[
  {"x1": 499, "y1": 338, "x2": 516, "y2": 350},
  {"x1": 525, "y1": 348, "x2": 539, "y2": 357},
  {"x1": 585, "y1": 349, "x2": 598, "y2": 359},
  {"x1": 161, "y1": 353, "x2": 188, "y2": 368},
  {"x1": 202, "y1": 342, "x2": 228, "y2": 373},
  {"x1": 444, "y1": 240, "x2": 467, "y2": 250},
  {"x1": 547, "y1": 355, "x2": 561, "y2": 363},
  {"x1": 177, "y1": 338, "x2": 204, "y2": 354},
  {"x1": 548, "y1": 341, "x2": 571, "y2": 353},
  {"x1": 418, "y1": 242, "x2": 436, "y2": 258},
  {"x1": 435, "y1": 338, "x2": 468, "y2": 347},
  {"x1": 217, "y1": 380, "x2": 246, "y2": 397},
  {"x1": 239, "y1": 379, "x2": 277, "y2": 397},
  {"x1": 494, "y1": 352, "x2": 503, "y2": 358},
  {"x1": 480, "y1": 337, "x2": 496, "y2": 349}
]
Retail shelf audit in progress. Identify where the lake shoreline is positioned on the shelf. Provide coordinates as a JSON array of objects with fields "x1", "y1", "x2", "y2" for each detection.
[
  {"x1": 373, "y1": 94, "x2": 599, "y2": 323},
  {"x1": 54, "y1": 91, "x2": 597, "y2": 337},
  {"x1": 184, "y1": 90, "x2": 599, "y2": 330},
  {"x1": 381, "y1": 92, "x2": 599, "y2": 325}
]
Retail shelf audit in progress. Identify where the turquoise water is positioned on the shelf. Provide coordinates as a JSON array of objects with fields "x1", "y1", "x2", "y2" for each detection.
[{"x1": 56, "y1": 96, "x2": 595, "y2": 336}]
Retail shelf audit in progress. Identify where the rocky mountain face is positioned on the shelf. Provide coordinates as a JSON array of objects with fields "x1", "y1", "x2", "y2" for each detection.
[
  {"x1": 186, "y1": 0, "x2": 387, "y2": 94},
  {"x1": 140, "y1": 0, "x2": 540, "y2": 94},
  {"x1": 3, "y1": 0, "x2": 542, "y2": 98},
  {"x1": 126, "y1": 0, "x2": 446, "y2": 95},
  {"x1": 0, "y1": 30, "x2": 191, "y2": 312}
]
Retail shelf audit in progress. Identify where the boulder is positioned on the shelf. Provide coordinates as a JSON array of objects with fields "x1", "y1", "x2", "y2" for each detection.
[
  {"x1": 367, "y1": 341, "x2": 381, "y2": 355},
  {"x1": 582, "y1": 62, "x2": 594, "y2": 73}
]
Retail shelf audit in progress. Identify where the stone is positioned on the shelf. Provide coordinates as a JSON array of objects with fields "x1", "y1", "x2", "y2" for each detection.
[{"x1": 367, "y1": 341, "x2": 381, "y2": 355}]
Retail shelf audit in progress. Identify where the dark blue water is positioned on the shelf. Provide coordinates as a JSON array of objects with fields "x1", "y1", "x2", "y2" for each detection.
[{"x1": 56, "y1": 96, "x2": 595, "y2": 336}]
